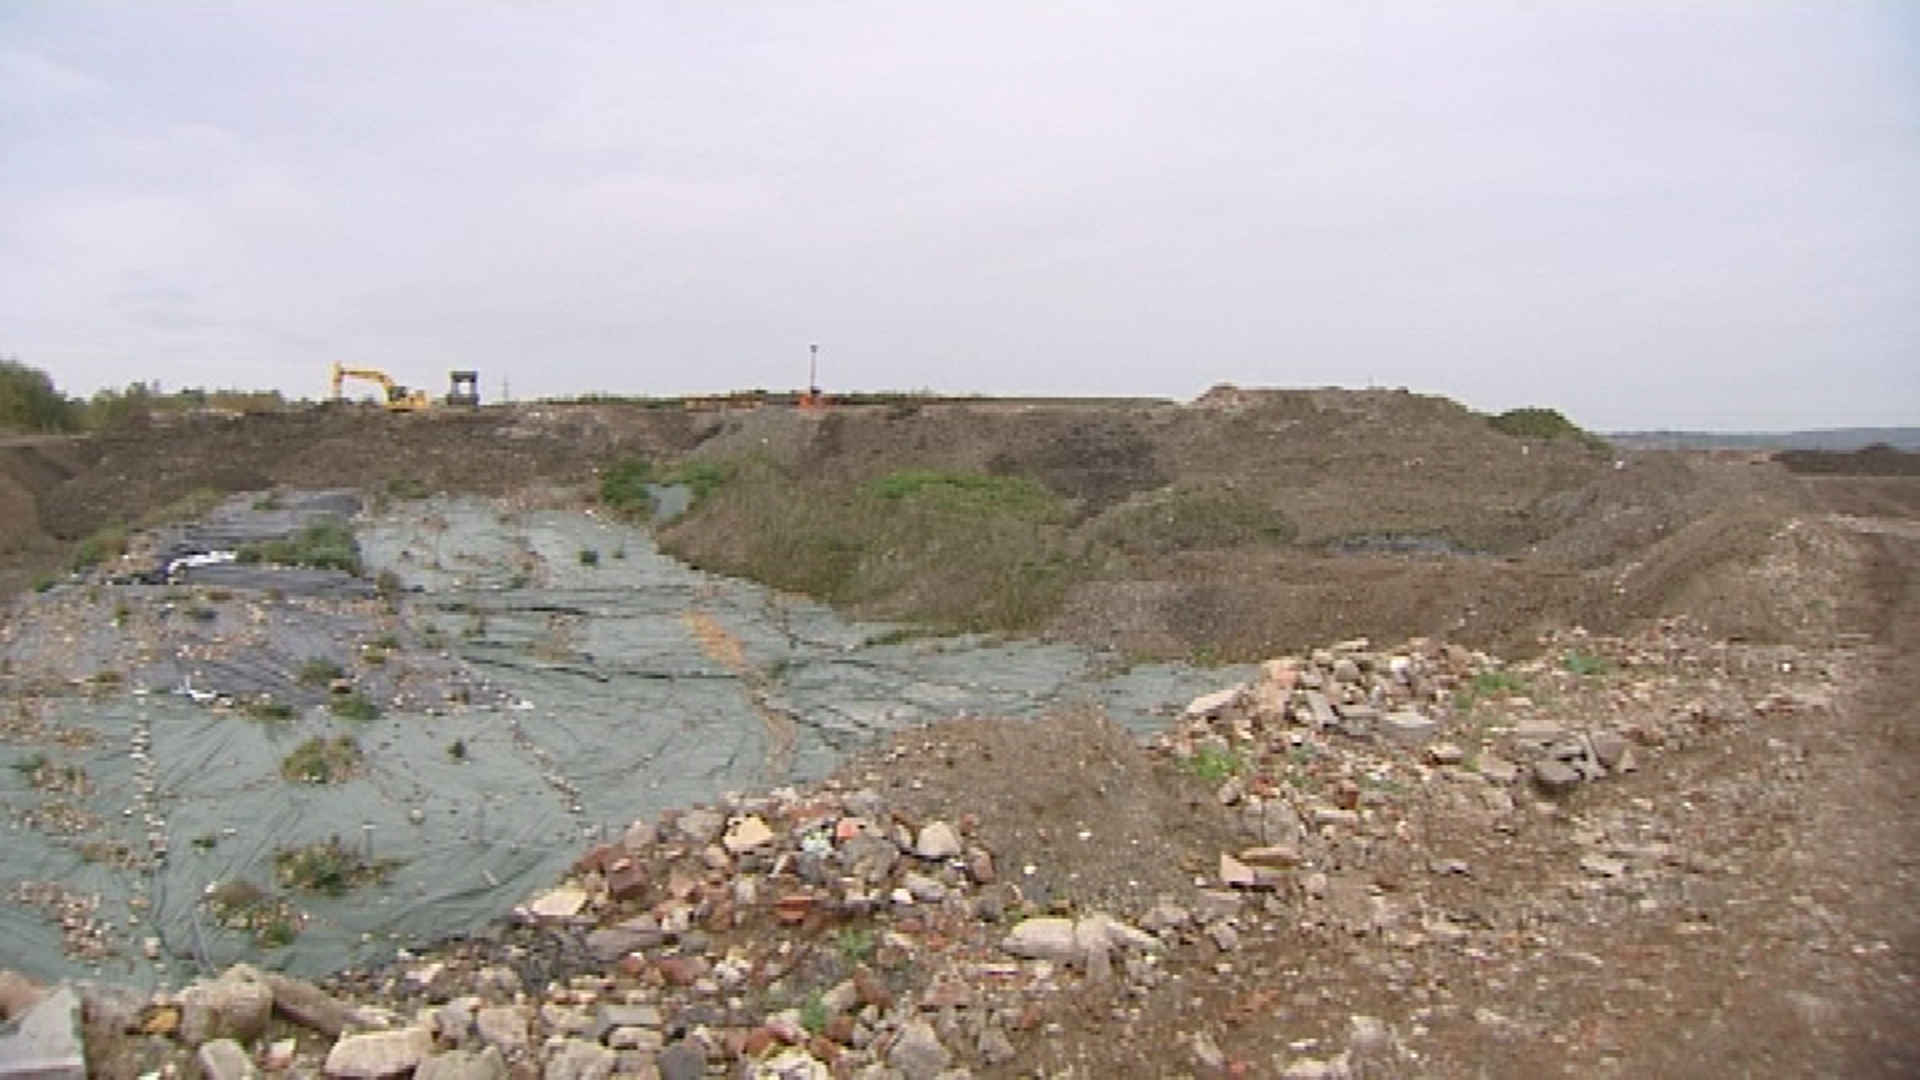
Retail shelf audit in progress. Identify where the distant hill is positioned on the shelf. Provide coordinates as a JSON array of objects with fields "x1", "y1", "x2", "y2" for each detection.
[{"x1": 1608, "y1": 428, "x2": 1920, "y2": 452}]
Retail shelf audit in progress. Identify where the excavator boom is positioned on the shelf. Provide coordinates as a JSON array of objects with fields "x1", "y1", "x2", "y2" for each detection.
[{"x1": 329, "y1": 362, "x2": 431, "y2": 412}]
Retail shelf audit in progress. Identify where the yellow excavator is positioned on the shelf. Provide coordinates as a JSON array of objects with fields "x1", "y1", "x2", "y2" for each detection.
[{"x1": 329, "y1": 363, "x2": 431, "y2": 412}]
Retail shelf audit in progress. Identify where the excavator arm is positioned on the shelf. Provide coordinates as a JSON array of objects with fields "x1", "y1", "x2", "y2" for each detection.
[{"x1": 329, "y1": 363, "x2": 431, "y2": 411}]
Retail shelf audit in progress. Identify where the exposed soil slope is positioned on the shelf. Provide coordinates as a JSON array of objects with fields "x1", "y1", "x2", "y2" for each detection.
[{"x1": 0, "y1": 394, "x2": 1869, "y2": 661}]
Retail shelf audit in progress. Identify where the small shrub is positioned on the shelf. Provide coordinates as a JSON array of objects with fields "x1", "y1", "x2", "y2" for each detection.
[
  {"x1": 598, "y1": 456, "x2": 655, "y2": 521},
  {"x1": 237, "y1": 520, "x2": 362, "y2": 574},
  {"x1": 1187, "y1": 744, "x2": 1243, "y2": 784},
  {"x1": 835, "y1": 926, "x2": 875, "y2": 964},
  {"x1": 447, "y1": 739, "x2": 468, "y2": 762},
  {"x1": 68, "y1": 524, "x2": 129, "y2": 573},
  {"x1": 1562, "y1": 649, "x2": 1609, "y2": 677},
  {"x1": 672, "y1": 459, "x2": 735, "y2": 504},
  {"x1": 799, "y1": 993, "x2": 830, "y2": 1036},
  {"x1": 245, "y1": 691, "x2": 297, "y2": 718},
  {"x1": 360, "y1": 634, "x2": 394, "y2": 666},
  {"x1": 280, "y1": 735, "x2": 363, "y2": 784},
  {"x1": 203, "y1": 877, "x2": 303, "y2": 948},
  {"x1": 578, "y1": 548, "x2": 600, "y2": 567},
  {"x1": 328, "y1": 692, "x2": 380, "y2": 721},
  {"x1": 274, "y1": 835, "x2": 399, "y2": 896},
  {"x1": 385, "y1": 476, "x2": 431, "y2": 500},
  {"x1": 297, "y1": 658, "x2": 344, "y2": 687},
  {"x1": 1456, "y1": 669, "x2": 1528, "y2": 711}
]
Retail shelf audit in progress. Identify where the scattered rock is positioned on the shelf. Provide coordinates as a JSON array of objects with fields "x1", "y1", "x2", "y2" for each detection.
[
  {"x1": 543, "y1": 1037, "x2": 615, "y2": 1080},
  {"x1": 913, "y1": 819, "x2": 963, "y2": 860},
  {"x1": 260, "y1": 971, "x2": 351, "y2": 1039},
  {"x1": 473, "y1": 1004, "x2": 531, "y2": 1057},
  {"x1": 1379, "y1": 708, "x2": 1438, "y2": 745},
  {"x1": 1532, "y1": 758, "x2": 1583, "y2": 797},
  {"x1": 0, "y1": 984, "x2": 84, "y2": 1080},
  {"x1": 195, "y1": 1037, "x2": 256, "y2": 1080},
  {"x1": 722, "y1": 814, "x2": 775, "y2": 854},
  {"x1": 525, "y1": 885, "x2": 589, "y2": 921},
  {"x1": 887, "y1": 1019, "x2": 952, "y2": 1080},
  {"x1": 178, "y1": 967, "x2": 273, "y2": 1048},
  {"x1": 323, "y1": 1027, "x2": 433, "y2": 1079},
  {"x1": 1002, "y1": 917, "x2": 1079, "y2": 963},
  {"x1": 415, "y1": 1046, "x2": 507, "y2": 1080},
  {"x1": 654, "y1": 1039, "x2": 707, "y2": 1080}
]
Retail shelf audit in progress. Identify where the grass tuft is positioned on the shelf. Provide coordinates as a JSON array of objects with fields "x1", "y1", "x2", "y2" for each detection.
[
  {"x1": 1187, "y1": 744, "x2": 1244, "y2": 784},
  {"x1": 280, "y1": 735, "x2": 364, "y2": 784},
  {"x1": 237, "y1": 520, "x2": 362, "y2": 574},
  {"x1": 598, "y1": 456, "x2": 655, "y2": 520},
  {"x1": 273, "y1": 835, "x2": 400, "y2": 896}
]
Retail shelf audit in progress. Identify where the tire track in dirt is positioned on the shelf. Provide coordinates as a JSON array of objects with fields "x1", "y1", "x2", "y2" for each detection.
[{"x1": 1790, "y1": 486, "x2": 1920, "y2": 1077}]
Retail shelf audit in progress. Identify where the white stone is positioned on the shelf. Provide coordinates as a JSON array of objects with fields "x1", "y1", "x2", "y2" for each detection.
[
  {"x1": 1580, "y1": 854, "x2": 1628, "y2": 878},
  {"x1": 543, "y1": 1038, "x2": 615, "y2": 1080},
  {"x1": 901, "y1": 871, "x2": 947, "y2": 903},
  {"x1": 746, "y1": 1048, "x2": 831, "y2": 1080},
  {"x1": 1219, "y1": 852, "x2": 1257, "y2": 888},
  {"x1": 1001, "y1": 917, "x2": 1080, "y2": 962},
  {"x1": 525, "y1": 886, "x2": 589, "y2": 920},
  {"x1": 887, "y1": 1019, "x2": 952, "y2": 1080},
  {"x1": 474, "y1": 1005, "x2": 531, "y2": 1056},
  {"x1": 0, "y1": 986, "x2": 85, "y2": 1080},
  {"x1": 196, "y1": 1038, "x2": 256, "y2": 1080},
  {"x1": 1183, "y1": 685, "x2": 1244, "y2": 719},
  {"x1": 913, "y1": 820, "x2": 963, "y2": 860},
  {"x1": 324, "y1": 1027, "x2": 432, "y2": 1079},
  {"x1": 722, "y1": 814, "x2": 775, "y2": 854},
  {"x1": 180, "y1": 968, "x2": 274, "y2": 1048},
  {"x1": 1379, "y1": 709, "x2": 1438, "y2": 745}
]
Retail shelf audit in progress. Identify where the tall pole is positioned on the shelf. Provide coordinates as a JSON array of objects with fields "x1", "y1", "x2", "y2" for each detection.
[{"x1": 809, "y1": 343, "x2": 819, "y2": 397}]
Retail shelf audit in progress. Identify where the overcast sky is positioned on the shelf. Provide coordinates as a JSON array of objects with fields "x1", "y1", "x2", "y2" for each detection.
[{"x1": 2, "y1": 3, "x2": 1916, "y2": 430}]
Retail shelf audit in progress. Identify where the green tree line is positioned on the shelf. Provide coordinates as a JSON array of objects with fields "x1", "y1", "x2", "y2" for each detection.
[{"x1": 0, "y1": 358, "x2": 289, "y2": 433}]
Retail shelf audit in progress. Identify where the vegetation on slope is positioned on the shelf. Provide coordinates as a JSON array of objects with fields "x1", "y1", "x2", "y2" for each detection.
[
  {"x1": 1487, "y1": 406, "x2": 1609, "y2": 450},
  {"x1": 657, "y1": 456, "x2": 1313, "y2": 638}
]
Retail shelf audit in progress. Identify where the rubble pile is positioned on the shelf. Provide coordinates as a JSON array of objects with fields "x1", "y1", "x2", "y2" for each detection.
[{"x1": 0, "y1": 618, "x2": 1852, "y2": 1078}]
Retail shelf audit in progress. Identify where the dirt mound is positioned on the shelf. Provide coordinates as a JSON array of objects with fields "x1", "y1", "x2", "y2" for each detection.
[
  {"x1": 833, "y1": 707, "x2": 1237, "y2": 916},
  {"x1": 0, "y1": 392, "x2": 1847, "y2": 663},
  {"x1": 1778, "y1": 443, "x2": 1920, "y2": 476},
  {"x1": 663, "y1": 389, "x2": 1825, "y2": 659}
]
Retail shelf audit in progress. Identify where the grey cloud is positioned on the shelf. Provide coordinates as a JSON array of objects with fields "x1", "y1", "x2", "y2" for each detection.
[{"x1": 0, "y1": 3, "x2": 1913, "y2": 429}]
